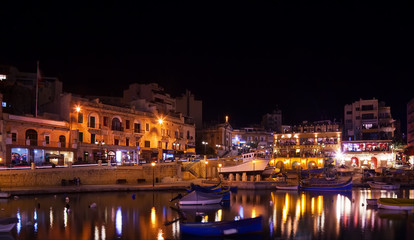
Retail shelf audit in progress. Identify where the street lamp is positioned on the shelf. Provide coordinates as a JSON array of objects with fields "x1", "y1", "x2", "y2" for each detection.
[
  {"x1": 252, "y1": 160, "x2": 256, "y2": 172},
  {"x1": 151, "y1": 162, "x2": 156, "y2": 187},
  {"x1": 202, "y1": 141, "x2": 208, "y2": 156},
  {"x1": 95, "y1": 140, "x2": 105, "y2": 164},
  {"x1": 205, "y1": 160, "x2": 208, "y2": 179}
]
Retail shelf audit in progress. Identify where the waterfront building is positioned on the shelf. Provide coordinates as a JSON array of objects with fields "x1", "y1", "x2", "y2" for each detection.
[
  {"x1": 199, "y1": 116, "x2": 234, "y2": 157},
  {"x1": 232, "y1": 127, "x2": 274, "y2": 154},
  {"x1": 1, "y1": 94, "x2": 74, "y2": 166},
  {"x1": 343, "y1": 98, "x2": 395, "y2": 141},
  {"x1": 60, "y1": 93, "x2": 195, "y2": 164},
  {"x1": 337, "y1": 140, "x2": 393, "y2": 168},
  {"x1": 261, "y1": 109, "x2": 282, "y2": 133},
  {"x1": 273, "y1": 120, "x2": 342, "y2": 170}
]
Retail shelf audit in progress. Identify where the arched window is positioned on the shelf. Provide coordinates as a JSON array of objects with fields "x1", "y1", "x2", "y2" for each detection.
[
  {"x1": 26, "y1": 129, "x2": 38, "y2": 146},
  {"x1": 112, "y1": 118, "x2": 122, "y2": 131},
  {"x1": 59, "y1": 135, "x2": 66, "y2": 148}
]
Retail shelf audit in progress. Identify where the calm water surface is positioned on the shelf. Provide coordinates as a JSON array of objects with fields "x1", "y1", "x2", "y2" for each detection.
[{"x1": 0, "y1": 188, "x2": 413, "y2": 240}]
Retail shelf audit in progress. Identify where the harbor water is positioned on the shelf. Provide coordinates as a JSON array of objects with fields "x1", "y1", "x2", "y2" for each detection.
[{"x1": 0, "y1": 188, "x2": 413, "y2": 240}]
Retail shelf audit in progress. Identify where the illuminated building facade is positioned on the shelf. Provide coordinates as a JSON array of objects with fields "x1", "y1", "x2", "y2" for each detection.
[
  {"x1": 273, "y1": 121, "x2": 342, "y2": 170},
  {"x1": 232, "y1": 127, "x2": 274, "y2": 154},
  {"x1": 337, "y1": 140, "x2": 394, "y2": 168},
  {"x1": 1, "y1": 92, "x2": 74, "y2": 166},
  {"x1": 61, "y1": 94, "x2": 195, "y2": 164}
]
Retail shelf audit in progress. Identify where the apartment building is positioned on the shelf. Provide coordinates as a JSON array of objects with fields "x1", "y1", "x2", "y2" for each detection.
[{"x1": 344, "y1": 98, "x2": 395, "y2": 141}]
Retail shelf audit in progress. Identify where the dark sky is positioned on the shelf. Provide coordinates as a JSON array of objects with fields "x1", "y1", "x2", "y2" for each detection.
[{"x1": 1, "y1": 1, "x2": 413, "y2": 130}]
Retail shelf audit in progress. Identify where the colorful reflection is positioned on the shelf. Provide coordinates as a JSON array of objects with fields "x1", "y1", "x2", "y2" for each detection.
[{"x1": 0, "y1": 189, "x2": 412, "y2": 239}]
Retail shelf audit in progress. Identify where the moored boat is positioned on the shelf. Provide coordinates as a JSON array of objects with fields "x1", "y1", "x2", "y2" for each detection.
[
  {"x1": 179, "y1": 190, "x2": 223, "y2": 205},
  {"x1": 0, "y1": 217, "x2": 18, "y2": 233},
  {"x1": 275, "y1": 184, "x2": 298, "y2": 190},
  {"x1": 180, "y1": 216, "x2": 263, "y2": 237},
  {"x1": 377, "y1": 198, "x2": 414, "y2": 210},
  {"x1": 218, "y1": 151, "x2": 272, "y2": 176},
  {"x1": 299, "y1": 177, "x2": 353, "y2": 191},
  {"x1": 366, "y1": 199, "x2": 378, "y2": 206},
  {"x1": 367, "y1": 181, "x2": 400, "y2": 190}
]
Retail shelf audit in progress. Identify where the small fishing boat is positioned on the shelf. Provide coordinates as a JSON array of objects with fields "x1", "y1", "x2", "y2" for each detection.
[
  {"x1": 180, "y1": 216, "x2": 263, "y2": 237},
  {"x1": 0, "y1": 192, "x2": 11, "y2": 198},
  {"x1": 275, "y1": 184, "x2": 298, "y2": 190},
  {"x1": 377, "y1": 198, "x2": 414, "y2": 210},
  {"x1": 367, "y1": 181, "x2": 400, "y2": 190},
  {"x1": 299, "y1": 177, "x2": 352, "y2": 191},
  {"x1": 366, "y1": 199, "x2": 378, "y2": 206},
  {"x1": 0, "y1": 217, "x2": 18, "y2": 233},
  {"x1": 179, "y1": 190, "x2": 223, "y2": 205}
]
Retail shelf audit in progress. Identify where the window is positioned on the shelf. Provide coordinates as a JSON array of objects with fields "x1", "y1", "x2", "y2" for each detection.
[
  {"x1": 91, "y1": 134, "x2": 96, "y2": 144},
  {"x1": 187, "y1": 131, "x2": 190, "y2": 139},
  {"x1": 114, "y1": 139, "x2": 119, "y2": 145},
  {"x1": 125, "y1": 120, "x2": 130, "y2": 129},
  {"x1": 112, "y1": 118, "x2": 122, "y2": 131},
  {"x1": 145, "y1": 141, "x2": 150, "y2": 148},
  {"x1": 12, "y1": 133, "x2": 17, "y2": 142},
  {"x1": 79, "y1": 132, "x2": 83, "y2": 143},
  {"x1": 126, "y1": 138, "x2": 129, "y2": 146},
  {"x1": 134, "y1": 123, "x2": 141, "y2": 133},
  {"x1": 78, "y1": 112, "x2": 83, "y2": 123},
  {"x1": 45, "y1": 136, "x2": 50, "y2": 144},
  {"x1": 146, "y1": 123, "x2": 149, "y2": 131},
  {"x1": 59, "y1": 135, "x2": 66, "y2": 148},
  {"x1": 103, "y1": 117, "x2": 108, "y2": 127},
  {"x1": 90, "y1": 116, "x2": 95, "y2": 128}
]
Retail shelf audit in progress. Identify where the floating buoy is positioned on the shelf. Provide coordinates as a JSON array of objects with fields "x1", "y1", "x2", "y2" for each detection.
[
  {"x1": 14, "y1": 196, "x2": 19, "y2": 200},
  {"x1": 65, "y1": 197, "x2": 70, "y2": 203},
  {"x1": 89, "y1": 203, "x2": 97, "y2": 208},
  {"x1": 132, "y1": 194, "x2": 136, "y2": 200}
]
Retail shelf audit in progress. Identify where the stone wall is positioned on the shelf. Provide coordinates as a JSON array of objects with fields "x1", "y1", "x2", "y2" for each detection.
[{"x1": 0, "y1": 163, "x2": 181, "y2": 187}]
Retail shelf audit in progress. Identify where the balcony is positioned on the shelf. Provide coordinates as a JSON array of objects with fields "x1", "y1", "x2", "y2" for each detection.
[{"x1": 6, "y1": 138, "x2": 69, "y2": 148}]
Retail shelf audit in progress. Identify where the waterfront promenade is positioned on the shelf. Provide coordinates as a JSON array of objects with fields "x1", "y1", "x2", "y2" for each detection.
[{"x1": 2, "y1": 175, "x2": 414, "y2": 196}]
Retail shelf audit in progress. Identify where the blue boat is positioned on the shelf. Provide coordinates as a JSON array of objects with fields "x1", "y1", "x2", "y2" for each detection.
[
  {"x1": 180, "y1": 216, "x2": 263, "y2": 237},
  {"x1": 299, "y1": 177, "x2": 353, "y2": 191},
  {"x1": 187, "y1": 183, "x2": 231, "y2": 201}
]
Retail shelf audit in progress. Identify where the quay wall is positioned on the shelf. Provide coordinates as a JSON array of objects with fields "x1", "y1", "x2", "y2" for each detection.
[{"x1": 0, "y1": 163, "x2": 183, "y2": 188}]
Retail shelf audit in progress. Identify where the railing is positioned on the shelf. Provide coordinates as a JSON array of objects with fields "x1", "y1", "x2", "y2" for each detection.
[{"x1": 5, "y1": 138, "x2": 68, "y2": 148}]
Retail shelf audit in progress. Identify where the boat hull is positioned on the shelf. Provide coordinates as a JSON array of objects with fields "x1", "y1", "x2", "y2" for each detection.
[
  {"x1": 275, "y1": 185, "x2": 298, "y2": 190},
  {"x1": 368, "y1": 181, "x2": 400, "y2": 190},
  {"x1": 180, "y1": 216, "x2": 263, "y2": 236},
  {"x1": 179, "y1": 191, "x2": 223, "y2": 205},
  {"x1": 218, "y1": 159, "x2": 270, "y2": 174},
  {"x1": 299, "y1": 177, "x2": 353, "y2": 191},
  {"x1": 377, "y1": 198, "x2": 414, "y2": 210}
]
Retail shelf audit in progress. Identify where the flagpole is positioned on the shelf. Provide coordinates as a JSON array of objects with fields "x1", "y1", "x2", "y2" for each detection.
[{"x1": 35, "y1": 61, "x2": 39, "y2": 117}]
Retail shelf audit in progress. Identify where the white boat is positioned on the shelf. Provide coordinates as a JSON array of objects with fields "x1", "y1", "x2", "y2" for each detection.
[
  {"x1": 0, "y1": 217, "x2": 18, "y2": 233},
  {"x1": 179, "y1": 190, "x2": 223, "y2": 205},
  {"x1": 218, "y1": 151, "x2": 271, "y2": 175},
  {"x1": 367, "y1": 181, "x2": 400, "y2": 190}
]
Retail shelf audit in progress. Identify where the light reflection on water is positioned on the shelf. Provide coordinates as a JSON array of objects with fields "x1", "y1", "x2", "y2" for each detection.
[{"x1": 0, "y1": 189, "x2": 412, "y2": 239}]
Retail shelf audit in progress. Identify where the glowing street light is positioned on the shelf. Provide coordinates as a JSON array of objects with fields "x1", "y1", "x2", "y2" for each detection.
[
  {"x1": 202, "y1": 141, "x2": 208, "y2": 156},
  {"x1": 151, "y1": 162, "x2": 156, "y2": 188},
  {"x1": 205, "y1": 160, "x2": 208, "y2": 179}
]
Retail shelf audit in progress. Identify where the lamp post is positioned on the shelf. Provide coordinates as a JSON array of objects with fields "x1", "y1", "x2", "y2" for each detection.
[
  {"x1": 205, "y1": 160, "x2": 208, "y2": 179},
  {"x1": 202, "y1": 141, "x2": 208, "y2": 156},
  {"x1": 151, "y1": 162, "x2": 156, "y2": 188},
  {"x1": 95, "y1": 140, "x2": 105, "y2": 164}
]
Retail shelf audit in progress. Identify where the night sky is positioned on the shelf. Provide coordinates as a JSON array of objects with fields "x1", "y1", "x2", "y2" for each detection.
[{"x1": 1, "y1": 1, "x2": 413, "y2": 130}]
